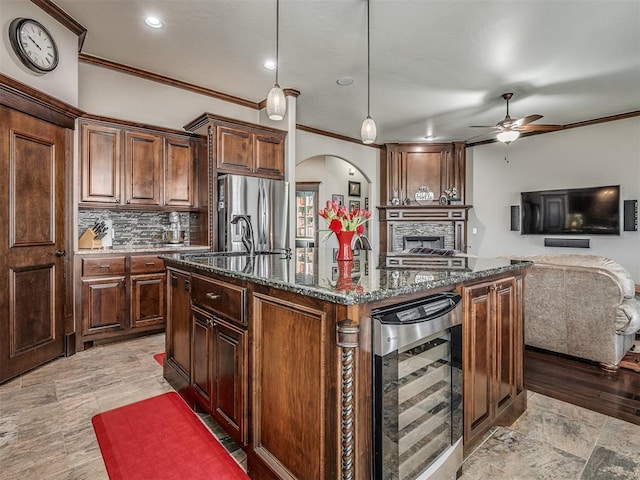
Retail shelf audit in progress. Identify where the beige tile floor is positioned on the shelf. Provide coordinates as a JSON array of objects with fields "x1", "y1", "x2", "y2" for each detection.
[{"x1": 1, "y1": 333, "x2": 639, "y2": 479}]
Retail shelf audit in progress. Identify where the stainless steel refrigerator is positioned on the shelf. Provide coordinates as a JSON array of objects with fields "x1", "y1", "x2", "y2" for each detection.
[{"x1": 217, "y1": 174, "x2": 289, "y2": 253}]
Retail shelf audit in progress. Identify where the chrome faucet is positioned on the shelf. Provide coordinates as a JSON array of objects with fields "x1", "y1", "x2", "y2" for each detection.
[{"x1": 230, "y1": 215, "x2": 255, "y2": 256}]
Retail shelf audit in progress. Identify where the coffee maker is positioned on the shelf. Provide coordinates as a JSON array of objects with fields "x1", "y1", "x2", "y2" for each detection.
[{"x1": 163, "y1": 212, "x2": 185, "y2": 244}]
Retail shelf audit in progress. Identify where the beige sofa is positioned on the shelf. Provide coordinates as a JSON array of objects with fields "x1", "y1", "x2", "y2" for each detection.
[{"x1": 514, "y1": 254, "x2": 640, "y2": 369}]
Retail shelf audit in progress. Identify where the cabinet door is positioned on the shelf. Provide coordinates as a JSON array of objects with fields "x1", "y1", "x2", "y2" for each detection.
[
  {"x1": 254, "y1": 132, "x2": 284, "y2": 178},
  {"x1": 130, "y1": 273, "x2": 165, "y2": 329},
  {"x1": 212, "y1": 320, "x2": 247, "y2": 446},
  {"x1": 192, "y1": 308, "x2": 213, "y2": 409},
  {"x1": 164, "y1": 137, "x2": 194, "y2": 206},
  {"x1": 402, "y1": 151, "x2": 444, "y2": 203},
  {"x1": 494, "y1": 278, "x2": 518, "y2": 414},
  {"x1": 217, "y1": 126, "x2": 253, "y2": 174},
  {"x1": 461, "y1": 281, "x2": 494, "y2": 443},
  {"x1": 124, "y1": 131, "x2": 162, "y2": 205},
  {"x1": 167, "y1": 270, "x2": 191, "y2": 379},
  {"x1": 81, "y1": 276, "x2": 127, "y2": 336},
  {"x1": 80, "y1": 122, "x2": 121, "y2": 203}
]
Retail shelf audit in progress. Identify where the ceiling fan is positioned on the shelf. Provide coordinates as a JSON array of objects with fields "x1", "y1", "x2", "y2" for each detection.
[{"x1": 468, "y1": 93, "x2": 563, "y2": 144}]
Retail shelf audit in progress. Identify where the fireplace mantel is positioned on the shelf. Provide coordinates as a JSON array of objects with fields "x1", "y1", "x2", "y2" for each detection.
[{"x1": 377, "y1": 204, "x2": 473, "y2": 252}]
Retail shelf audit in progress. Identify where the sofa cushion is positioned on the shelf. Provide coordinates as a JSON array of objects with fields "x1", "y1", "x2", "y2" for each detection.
[{"x1": 513, "y1": 254, "x2": 636, "y2": 299}]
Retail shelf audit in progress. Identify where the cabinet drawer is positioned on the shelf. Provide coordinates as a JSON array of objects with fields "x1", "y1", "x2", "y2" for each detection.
[
  {"x1": 82, "y1": 256, "x2": 126, "y2": 277},
  {"x1": 191, "y1": 274, "x2": 246, "y2": 325},
  {"x1": 131, "y1": 255, "x2": 165, "y2": 274}
]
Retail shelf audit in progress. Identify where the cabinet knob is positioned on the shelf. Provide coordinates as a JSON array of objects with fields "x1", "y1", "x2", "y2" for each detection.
[
  {"x1": 54, "y1": 249, "x2": 66, "y2": 257},
  {"x1": 205, "y1": 293, "x2": 221, "y2": 300}
]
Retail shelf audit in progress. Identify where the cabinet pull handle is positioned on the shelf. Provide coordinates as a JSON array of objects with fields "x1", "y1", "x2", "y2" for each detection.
[
  {"x1": 145, "y1": 262, "x2": 155, "y2": 266},
  {"x1": 206, "y1": 293, "x2": 221, "y2": 300},
  {"x1": 185, "y1": 280, "x2": 191, "y2": 292},
  {"x1": 99, "y1": 265, "x2": 111, "y2": 269}
]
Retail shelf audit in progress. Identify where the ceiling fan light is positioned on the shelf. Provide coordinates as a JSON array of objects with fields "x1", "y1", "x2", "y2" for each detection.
[
  {"x1": 497, "y1": 130, "x2": 520, "y2": 144},
  {"x1": 361, "y1": 116, "x2": 377, "y2": 144},
  {"x1": 267, "y1": 84, "x2": 286, "y2": 121}
]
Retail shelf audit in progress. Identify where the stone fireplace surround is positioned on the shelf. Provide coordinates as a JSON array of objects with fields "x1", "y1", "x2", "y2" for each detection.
[{"x1": 377, "y1": 205, "x2": 471, "y2": 253}]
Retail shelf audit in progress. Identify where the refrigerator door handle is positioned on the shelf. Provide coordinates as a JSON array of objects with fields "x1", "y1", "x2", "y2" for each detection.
[{"x1": 261, "y1": 181, "x2": 269, "y2": 247}]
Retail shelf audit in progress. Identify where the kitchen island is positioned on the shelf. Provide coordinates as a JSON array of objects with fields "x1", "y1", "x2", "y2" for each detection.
[{"x1": 161, "y1": 249, "x2": 531, "y2": 480}]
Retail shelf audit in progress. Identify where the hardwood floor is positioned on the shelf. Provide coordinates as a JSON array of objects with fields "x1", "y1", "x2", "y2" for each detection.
[{"x1": 525, "y1": 346, "x2": 640, "y2": 426}]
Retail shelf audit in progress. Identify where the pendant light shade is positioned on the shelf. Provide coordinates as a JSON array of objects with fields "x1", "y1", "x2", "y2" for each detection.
[
  {"x1": 361, "y1": 0, "x2": 376, "y2": 144},
  {"x1": 361, "y1": 116, "x2": 377, "y2": 144},
  {"x1": 267, "y1": 0, "x2": 286, "y2": 121},
  {"x1": 496, "y1": 130, "x2": 520, "y2": 144},
  {"x1": 267, "y1": 85, "x2": 286, "y2": 121}
]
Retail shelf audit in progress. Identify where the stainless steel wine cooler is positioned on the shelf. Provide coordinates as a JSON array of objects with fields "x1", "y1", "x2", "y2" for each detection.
[{"x1": 372, "y1": 292, "x2": 463, "y2": 480}]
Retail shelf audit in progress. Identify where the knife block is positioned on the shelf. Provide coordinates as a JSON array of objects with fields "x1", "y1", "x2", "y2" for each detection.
[{"x1": 78, "y1": 228, "x2": 103, "y2": 249}]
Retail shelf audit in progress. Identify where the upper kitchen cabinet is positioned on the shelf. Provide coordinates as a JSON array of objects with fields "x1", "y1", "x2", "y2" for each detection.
[
  {"x1": 383, "y1": 142, "x2": 466, "y2": 206},
  {"x1": 185, "y1": 113, "x2": 286, "y2": 180},
  {"x1": 124, "y1": 130, "x2": 162, "y2": 206},
  {"x1": 79, "y1": 116, "x2": 202, "y2": 210}
]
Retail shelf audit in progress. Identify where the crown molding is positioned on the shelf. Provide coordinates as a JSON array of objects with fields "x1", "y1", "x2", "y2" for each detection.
[{"x1": 31, "y1": 0, "x2": 87, "y2": 51}]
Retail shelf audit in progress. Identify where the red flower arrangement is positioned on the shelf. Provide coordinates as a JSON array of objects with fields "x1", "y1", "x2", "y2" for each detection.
[{"x1": 318, "y1": 200, "x2": 372, "y2": 240}]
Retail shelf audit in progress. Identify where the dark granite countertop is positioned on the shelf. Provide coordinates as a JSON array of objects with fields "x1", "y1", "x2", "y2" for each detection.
[
  {"x1": 160, "y1": 248, "x2": 531, "y2": 305},
  {"x1": 76, "y1": 245, "x2": 210, "y2": 255}
]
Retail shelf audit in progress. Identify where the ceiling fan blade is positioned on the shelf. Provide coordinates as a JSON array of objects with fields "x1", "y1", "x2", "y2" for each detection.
[
  {"x1": 465, "y1": 130, "x2": 498, "y2": 142},
  {"x1": 469, "y1": 125, "x2": 496, "y2": 128},
  {"x1": 514, "y1": 114, "x2": 543, "y2": 126},
  {"x1": 516, "y1": 124, "x2": 563, "y2": 132}
]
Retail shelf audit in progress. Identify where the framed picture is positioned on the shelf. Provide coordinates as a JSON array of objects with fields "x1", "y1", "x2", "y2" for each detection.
[
  {"x1": 333, "y1": 248, "x2": 339, "y2": 262},
  {"x1": 349, "y1": 200, "x2": 360, "y2": 211},
  {"x1": 364, "y1": 197, "x2": 369, "y2": 210},
  {"x1": 348, "y1": 181, "x2": 361, "y2": 197},
  {"x1": 353, "y1": 260, "x2": 361, "y2": 273},
  {"x1": 332, "y1": 194, "x2": 344, "y2": 206},
  {"x1": 331, "y1": 266, "x2": 339, "y2": 281}
]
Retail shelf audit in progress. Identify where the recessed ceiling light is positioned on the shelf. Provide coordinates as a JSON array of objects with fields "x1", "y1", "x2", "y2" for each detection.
[
  {"x1": 263, "y1": 60, "x2": 277, "y2": 70},
  {"x1": 144, "y1": 17, "x2": 163, "y2": 28},
  {"x1": 336, "y1": 76, "x2": 354, "y2": 86}
]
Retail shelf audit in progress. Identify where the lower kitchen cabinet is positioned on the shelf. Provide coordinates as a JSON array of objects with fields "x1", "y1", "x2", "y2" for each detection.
[
  {"x1": 166, "y1": 268, "x2": 192, "y2": 382},
  {"x1": 77, "y1": 253, "x2": 166, "y2": 349},
  {"x1": 191, "y1": 305, "x2": 247, "y2": 447},
  {"x1": 460, "y1": 274, "x2": 524, "y2": 449}
]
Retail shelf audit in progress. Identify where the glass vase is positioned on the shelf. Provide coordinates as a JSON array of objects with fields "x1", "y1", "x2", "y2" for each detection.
[{"x1": 335, "y1": 230, "x2": 355, "y2": 261}]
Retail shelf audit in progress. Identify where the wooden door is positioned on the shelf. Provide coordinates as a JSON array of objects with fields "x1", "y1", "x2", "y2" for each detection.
[
  {"x1": 0, "y1": 107, "x2": 66, "y2": 383},
  {"x1": 254, "y1": 132, "x2": 285, "y2": 179},
  {"x1": 461, "y1": 281, "x2": 494, "y2": 444},
  {"x1": 164, "y1": 136, "x2": 194, "y2": 206},
  {"x1": 124, "y1": 131, "x2": 162, "y2": 205},
  {"x1": 81, "y1": 277, "x2": 127, "y2": 336},
  {"x1": 216, "y1": 125, "x2": 253, "y2": 174},
  {"x1": 212, "y1": 320, "x2": 247, "y2": 446},
  {"x1": 80, "y1": 122, "x2": 121, "y2": 204},
  {"x1": 167, "y1": 269, "x2": 192, "y2": 380},
  {"x1": 130, "y1": 273, "x2": 165, "y2": 329}
]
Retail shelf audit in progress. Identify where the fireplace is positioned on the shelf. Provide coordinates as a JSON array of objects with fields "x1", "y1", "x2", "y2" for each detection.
[{"x1": 402, "y1": 235, "x2": 445, "y2": 250}]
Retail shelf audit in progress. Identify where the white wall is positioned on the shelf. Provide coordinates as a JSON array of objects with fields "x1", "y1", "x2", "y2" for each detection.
[
  {"x1": 467, "y1": 116, "x2": 640, "y2": 282},
  {"x1": 296, "y1": 130, "x2": 380, "y2": 248},
  {"x1": 78, "y1": 63, "x2": 258, "y2": 129},
  {"x1": 0, "y1": 0, "x2": 78, "y2": 105},
  {"x1": 296, "y1": 155, "x2": 370, "y2": 246}
]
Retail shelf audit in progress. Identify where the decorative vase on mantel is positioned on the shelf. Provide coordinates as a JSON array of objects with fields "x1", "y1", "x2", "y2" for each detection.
[{"x1": 335, "y1": 230, "x2": 355, "y2": 262}]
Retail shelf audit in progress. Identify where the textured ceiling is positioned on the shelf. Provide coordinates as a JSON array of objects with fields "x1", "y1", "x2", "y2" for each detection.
[{"x1": 54, "y1": 0, "x2": 640, "y2": 144}]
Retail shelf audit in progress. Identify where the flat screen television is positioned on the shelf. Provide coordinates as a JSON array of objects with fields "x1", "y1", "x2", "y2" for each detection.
[{"x1": 521, "y1": 185, "x2": 620, "y2": 235}]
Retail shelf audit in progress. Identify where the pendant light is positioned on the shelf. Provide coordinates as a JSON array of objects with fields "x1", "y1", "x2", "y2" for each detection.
[
  {"x1": 360, "y1": 0, "x2": 377, "y2": 144},
  {"x1": 267, "y1": 0, "x2": 286, "y2": 121}
]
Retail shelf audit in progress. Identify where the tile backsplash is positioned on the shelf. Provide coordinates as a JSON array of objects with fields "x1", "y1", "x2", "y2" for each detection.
[{"x1": 78, "y1": 209, "x2": 198, "y2": 247}]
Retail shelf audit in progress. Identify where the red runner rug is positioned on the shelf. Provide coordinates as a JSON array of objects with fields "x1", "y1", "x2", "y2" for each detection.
[
  {"x1": 153, "y1": 352, "x2": 165, "y2": 366},
  {"x1": 92, "y1": 392, "x2": 249, "y2": 480}
]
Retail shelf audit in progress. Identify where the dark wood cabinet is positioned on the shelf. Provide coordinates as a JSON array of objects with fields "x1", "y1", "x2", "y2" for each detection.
[
  {"x1": 79, "y1": 117, "x2": 201, "y2": 210},
  {"x1": 460, "y1": 274, "x2": 524, "y2": 450},
  {"x1": 185, "y1": 112, "x2": 286, "y2": 180},
  {"x1": 81, "y1": 122, "x2": 121, "y2": 204},
  {"x1": 166, "y1": 268, "x2": 192, "y2": 381},
  {"x1": 383, "y1": 142, "x2": 466, "y2": 205},
  {"x1": 164, "y1": 136, "x2": 195, "y2": 206},
  {"x1": 124, "y1": 131, "x2": 163, "y2": 206},
  {"x1": 81, "y1": 276, "x2": 127, "y2": 336},
  {"x1": 77, "y1": 253, "x2": 166, "y2": 349}
]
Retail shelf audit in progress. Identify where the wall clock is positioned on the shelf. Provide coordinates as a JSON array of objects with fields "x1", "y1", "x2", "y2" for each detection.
[{"x1": 8, "y1": 18, "x2": 59, "y2": 74}]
